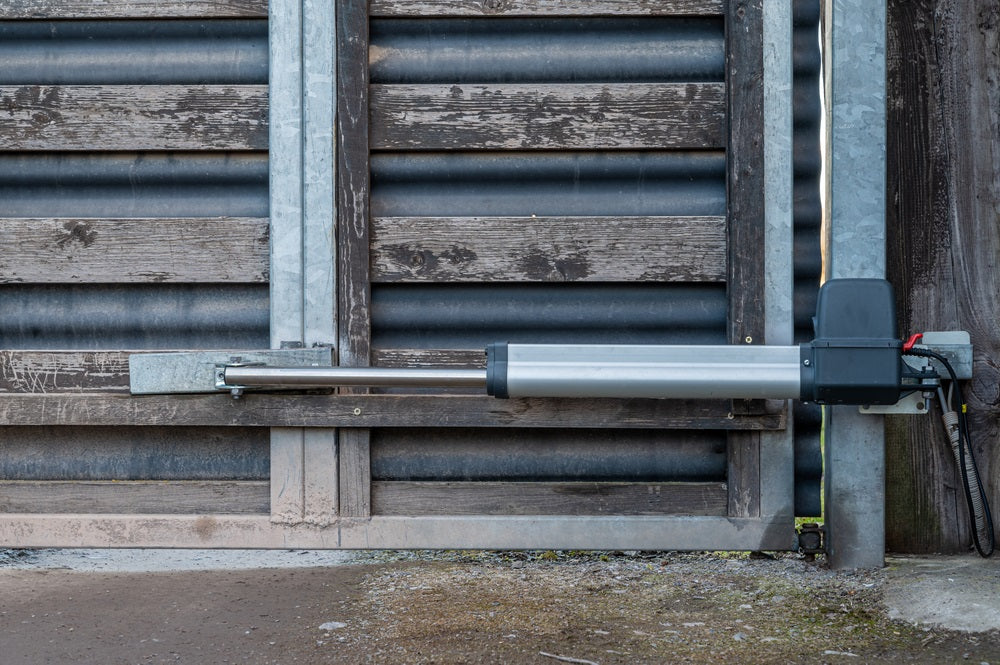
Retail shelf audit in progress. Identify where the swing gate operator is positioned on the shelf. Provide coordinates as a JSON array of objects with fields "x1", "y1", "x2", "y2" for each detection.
[{"x1": 133, "y1": 279, "x2": 941, "y2": 408}]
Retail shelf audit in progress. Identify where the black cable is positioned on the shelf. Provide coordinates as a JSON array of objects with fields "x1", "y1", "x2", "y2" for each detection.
[{"x1": 905, "y1": 348, "x2": 995, "y2": 557}]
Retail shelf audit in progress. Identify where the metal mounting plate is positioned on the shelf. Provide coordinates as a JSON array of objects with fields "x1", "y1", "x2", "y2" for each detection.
[{"x1": 129, "y1": 349, "x2": 333, "y2": 395}]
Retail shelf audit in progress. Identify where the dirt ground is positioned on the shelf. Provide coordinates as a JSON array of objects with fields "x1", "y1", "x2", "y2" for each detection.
[{"x1": 1, "y1": 550, "x2": 998, "y2": 664}]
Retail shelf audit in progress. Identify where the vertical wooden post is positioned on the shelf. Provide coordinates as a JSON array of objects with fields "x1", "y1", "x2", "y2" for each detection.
[
  {"x1": 885, "y1": 0, "x2": 1000, "y2": 553},
  {"x1": 726, "y1": 0, "x2": 766, "y2": 519},
  {"x1": 336, "y1": 0, "x2": 373, "y2": 518}
]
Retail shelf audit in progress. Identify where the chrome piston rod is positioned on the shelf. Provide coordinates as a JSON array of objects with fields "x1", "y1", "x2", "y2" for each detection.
[{"x1": 224, "y1": 366, "x2": 487, "y2": 389}]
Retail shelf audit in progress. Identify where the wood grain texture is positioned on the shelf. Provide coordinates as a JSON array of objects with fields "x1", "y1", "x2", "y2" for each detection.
[
  {"x1": 0, "y1": 351, "x2": 130, "y2": 393},
  {"x1": 0, "y1": 393, "x2": 786, "y2": 429},
  {"x1": 725, "y1": 0, "x2": 766, "y2": 349},
  {"x1": 370, "y1": 0, "x2": 724, "y2": 16},
  {"x1": 885, "y1": 0, "x2": 1000, "y2": 553},
  {"x1": 726, "y1": 431, "x2": 760, "y2": 518},
  {"x1": 0, "y1": 0, "x2": 267, "y2": 18},
  {"x1": 372, "y1": 481, "x2": 728, "y2": 516},
  {"x1": 336, "y1": 0, "x2": 374, "y2": 518},
  {"x1": 0, "y1": 218, "x2": 269, "y2": 284},
  {"x1": 337, "y1": 0, "x2": 372, "y2": 369},
  {"x1": 0, "y1": 85, "x2": 267, "y2": 152},
  {"x1": 0, "y1": 480, "x2": 269, "y2": 514},
  {"x1": 373, "y1": 348, "x2": 487, "y2": 369},
  {"x1": 370, "y1": 83, "x2": 725, "y2": 151},
  {"x1": 371, "y1": 216, "x2": 726, "y2": 282}
]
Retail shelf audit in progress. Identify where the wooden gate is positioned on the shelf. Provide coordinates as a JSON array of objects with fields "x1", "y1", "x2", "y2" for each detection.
[{"x1": 0, "y1": 0, "x2": 797, "y2": 550}]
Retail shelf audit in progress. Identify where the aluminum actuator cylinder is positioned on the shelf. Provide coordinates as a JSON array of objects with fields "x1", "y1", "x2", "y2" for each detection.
[{"x1": 485, "y1": 343, "x2": 802, "y2": 400}]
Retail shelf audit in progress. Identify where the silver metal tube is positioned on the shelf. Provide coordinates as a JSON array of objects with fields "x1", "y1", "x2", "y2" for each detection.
[
  {"x1": 503, "y1": 344, "x2": 802, "y2": 399},
  {"x1": 225, "y1": 366, "x2": 487, "y2": 388}
]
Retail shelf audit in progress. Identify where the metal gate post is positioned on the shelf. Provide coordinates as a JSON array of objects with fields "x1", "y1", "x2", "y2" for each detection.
[
  {"x1": 269, "y1": 0, "x2": 338, "y2": 525},
  {"x1": 760, "y1": 0, "x2": 795, "y2": 528},
  {"x1": 824, "y1": 0, "x2": 888, "y2": 569}
]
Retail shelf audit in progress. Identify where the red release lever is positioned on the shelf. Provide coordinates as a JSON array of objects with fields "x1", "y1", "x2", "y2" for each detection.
[{"x1": 903, "y1": 333, "x2": 923, "y2": 352}]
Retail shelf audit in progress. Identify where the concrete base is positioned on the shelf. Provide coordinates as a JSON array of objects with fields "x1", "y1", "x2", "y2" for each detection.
[{"x1": 885, "y1": 555, "x2": 1000, "y2": 632}]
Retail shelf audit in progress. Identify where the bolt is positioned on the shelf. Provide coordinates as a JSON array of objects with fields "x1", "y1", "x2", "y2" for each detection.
[
  {"x1": 744, "y1": 336, "x2": 753, "y2": 344},
  {"x1": 803, "y1": 359, "x2": 811, "y2": 366},
  {"x1": 353, "y1": 407, "x2": 362, "y2": 416},
  {"x1": 230, "y1": 387, "x2": 244, "y2": 400}
]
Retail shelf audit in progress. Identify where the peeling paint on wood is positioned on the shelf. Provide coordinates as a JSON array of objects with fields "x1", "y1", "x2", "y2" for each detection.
[
  {"x1": 0, "y1": 0, "x2": 268, "y2": 18},
  {"x1": 0, "y1": 218, "x2": 269, "y2": 284},
  {"x1": 371, "y1": 216, "x2": 726, "y2": 282},
  {"x1": 0, "y1": 393, "x2": 787, "y2": 430},
  {"x1": 0, "y1": 351, "x2": 131, "y2": 394},
  {"x1": 0, "y1": 480, "x2": 269, "y2": 514},
  {"x1": 372, "y1": 481, "x2": 729, "y2": 516},
  {"x1": 371, "y1": 83, "x2": 725, "y2": 150},
  {"x1": 0, "y1": 85, "x2": 268, "y2": 152},
  {"x1": 370, "y1": 0, "x2": 724, "y2": 17}
]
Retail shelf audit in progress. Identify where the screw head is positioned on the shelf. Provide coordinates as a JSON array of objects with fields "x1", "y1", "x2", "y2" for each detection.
[
  {"x1": 803, "y1": 359, "x2": 811, "y2": 366},
  {"x1": 353, "y1": 407, "x2": 362, "y2": 416},
  {"x1": 744, "y1": 336, "x2": 753, "y2": 344}
]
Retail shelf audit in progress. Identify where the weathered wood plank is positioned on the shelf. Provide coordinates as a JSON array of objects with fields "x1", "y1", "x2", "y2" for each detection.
[
  {"x1": 372, "y1": 481, "x2": 728, "y2": 516},
  {"x1": 726, "y1": 431, "x2": 760, "y2": 518},
  {"x1": 886, "y1": 0, "x2": 1000, "y2": 553},
  {"x1": 370, "y1": 0, "x2": 724, "y2": 17},
  {"x1": 0, "y1": 218, "x2": 269, "y2": 284},
  {"x1": 726, "y1": 0, "x2": 766, "y2": 348},
  {"x1": 372, "y1": 348, "x2": 487, "y2": 368},
  {"x1": 371, "y1": 216, "x2": 726, "y2": 282},
  {"x1": 337, "y1": 0, "x2": 374, "y2": 519},
  {"x1": 0, "y1": 351, "x2": 130, "y2": 394},
  {"x1": 0, "y1": 0, "x2": 268, "y2": 18},
  {"x1": 0, "y1": 393, "x2": 787, "y2": 429},
  {"x1": 370, "y1": 83, "x2": 725, "y2": 151},
  {"x1": 0, "y1": 480, "x2": 269, "y2": 514},
  {"x1": 0, "y1": 85, "x2": 267, "y2": 152}
]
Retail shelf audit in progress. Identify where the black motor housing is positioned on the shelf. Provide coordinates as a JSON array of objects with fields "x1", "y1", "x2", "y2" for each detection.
[{"x1": 800, "y1": 278, "x2": 903, "y2": 405}]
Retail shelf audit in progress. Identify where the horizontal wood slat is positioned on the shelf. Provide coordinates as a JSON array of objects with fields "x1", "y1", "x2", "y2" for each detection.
[
  {"x1": 0, "y1": 85, "x2": 268, "y2": 151},
  {"x1": 0, "y1": 393, "x2": 786, "y2": 430},
  {"x1": 0, "y1": 480, "x2": 269, "y2": 514},
  {"x1": 371, "y1": 216, "x2": 726, "y2": 282},
  {"x1": 0, "y1": 351, "x2": 130, "y2": 394},
  {"x1": 370, "y1": 83, "x2": 725, "y2": 151},
  {"x1": 370, "y1": 0, "x2": 724, "y2": 17},
  {"x1": 0, "y1": 1, "x2": 268, "y2": 19},
  {"x1": 372, "y1": 481, "x2": 728, "y2": 516},
  {"x1": 0, "y1": 218, "x2": 269, "y2": 284},
  {"x1": 373, "y1": 348, "x2": 487, "y2": 368}
]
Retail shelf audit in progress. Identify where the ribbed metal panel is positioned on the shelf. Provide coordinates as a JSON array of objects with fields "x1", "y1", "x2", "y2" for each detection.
[
  {"x1": 373, "y1": 284, "x2": 727, "y2": 349},
  {"x1": 0, "y1": 20, "x2": 267, "y2": 85},
  {"x1": 0, "y1": 153, "x2": 268, "y2": 218},
  {"x1": 792, "y1": 0, "x2": 823, "y2": 517},
  {"x1": 372, "y1": 429, "x2": 727, "y2": 483},
  {"x1": 0, "y1": 285, "x2": 267, "y2": 350},
  {"x1": 371, "y1": 18, "x2": 724, "y2": 83},
  {"x1": 371, "y1": 152, "x2": 726, "y2": 218},
  {"x1": 0, "y1": 427, "x2": 267, "y2": 480}
]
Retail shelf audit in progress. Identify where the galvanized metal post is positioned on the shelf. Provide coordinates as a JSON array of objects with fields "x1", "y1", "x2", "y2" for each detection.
[
  {"x1": 824, "y1": 0, "x2": 888, "y2": 569},
  {"x1": 269, "y1": 0, "x2": 337, "y2": 525},
  {"x1": 760, "y1": 0, "x2": 795, "y2": 528}
]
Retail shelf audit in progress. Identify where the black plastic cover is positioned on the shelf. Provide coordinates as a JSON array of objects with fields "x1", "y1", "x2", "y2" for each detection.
[
  {"x1": 486, "y1": 342, "x2": 509, "y2": 398},
  {"x1": 800, "y1": 279, "x2": 903, "y2": 405}
]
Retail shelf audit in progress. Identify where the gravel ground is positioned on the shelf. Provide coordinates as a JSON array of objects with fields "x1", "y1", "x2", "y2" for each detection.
[{"x1": 1, "y1": 548, "x2": 998, "y2": 664}]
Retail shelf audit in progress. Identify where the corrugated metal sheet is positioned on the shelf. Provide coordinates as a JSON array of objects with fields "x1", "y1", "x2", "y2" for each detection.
[
  {"x1": 372, "y1": 429, "x2": 727, "y2": 483},
  {"x1": 0, "y1": 285, "x2": 267, "y2": 349},
  {"x1": 0, "y1": 20, "x2": 267, "y2": 84},
  {"x1": 792, "y1": 0, "x2": 823, "y2": 517},
  {"x1": 0, "y1": 427, "x2": 266, "y2": 480},
  {"x1": 371, "y1": 17, "x2": 724, "y2": 83},
  {"x1": 0, "y1": 154, "x2": 268, "y2": 218}
]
